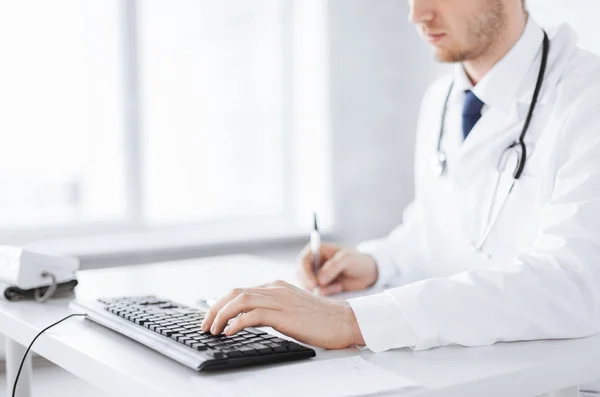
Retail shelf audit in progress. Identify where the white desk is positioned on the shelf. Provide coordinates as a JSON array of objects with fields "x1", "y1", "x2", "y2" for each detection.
[{"x1": 0, "y1": 255, "x2": 598, "y2": 397}]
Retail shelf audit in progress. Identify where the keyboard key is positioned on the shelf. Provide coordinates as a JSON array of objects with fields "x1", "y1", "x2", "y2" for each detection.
[
  {"x1": 288, "y1": 344, "x2": 306, "y2": 351},
  {"x1": 248, "y1": 343, "x2": 272, "y2": 354},
  {"x1": 272, "y1": 345, "x2": 288, "y2": 353},
  {"x1": 191, "y1": 343, "x2": 208, "y2": 351},
  {"x1": 206, "y1": 350, "x2": 227, "y2": 359},
  {"x1": 239, "y1": 347, "x2": 258, "y2": 356},
  {"x1": 221, "y1": 348, "x2": 242, "y2": 357}
]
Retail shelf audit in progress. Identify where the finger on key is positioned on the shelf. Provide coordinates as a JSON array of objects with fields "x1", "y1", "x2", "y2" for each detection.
[
  {"x1": 201, "y1": 287, "x2": 267, "y2": 331},
  {"x1": 210, "y1": 293, "x2": 281, "y2": 335},
  {"x1": 224, "y1": 308, "x2": 278, "y2": 336}
]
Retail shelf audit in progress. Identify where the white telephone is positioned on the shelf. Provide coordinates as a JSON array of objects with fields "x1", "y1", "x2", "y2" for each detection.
[{"x1": 0, "y1": 246, "x2": 79, "y2": 301}]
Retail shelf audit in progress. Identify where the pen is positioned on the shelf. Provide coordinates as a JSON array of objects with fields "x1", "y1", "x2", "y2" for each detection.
[{"x1": 310, "y1": 212, "x2": 321, "y2": 295}]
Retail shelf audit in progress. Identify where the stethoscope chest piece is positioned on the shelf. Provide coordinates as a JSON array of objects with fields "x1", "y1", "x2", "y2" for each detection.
[
  {"x1": 432, "y1": 151, "x2": 447, "y2": 177},
  {"x1": 430, "y1": 31, "x2": 549, "y2": 258}
]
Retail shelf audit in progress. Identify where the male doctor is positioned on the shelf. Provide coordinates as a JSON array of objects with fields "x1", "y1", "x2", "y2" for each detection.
[{"x1": 202, "y1": 0, "x2": 600, "y2": 383}]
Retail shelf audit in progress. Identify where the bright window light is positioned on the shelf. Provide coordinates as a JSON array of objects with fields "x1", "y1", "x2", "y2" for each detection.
[
  {"x1": 0, "y1": 0, "x2": 333, "y2": 240},
  {"x1": 138, "y1": 0, "x2": 286, "y2": 224},
  {"x1": 0, "y1": 0, "x2": 126, "y2": 228}
]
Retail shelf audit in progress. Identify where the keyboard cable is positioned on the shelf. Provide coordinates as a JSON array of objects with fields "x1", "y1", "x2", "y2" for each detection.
[{"x1": 12, "y1": 313, "x2": 87, "y2": 397}]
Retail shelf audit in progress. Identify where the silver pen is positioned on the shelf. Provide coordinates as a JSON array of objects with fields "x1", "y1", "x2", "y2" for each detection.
[{"x1": 310, "y1": 212, "x2": 321, "y2": 295}]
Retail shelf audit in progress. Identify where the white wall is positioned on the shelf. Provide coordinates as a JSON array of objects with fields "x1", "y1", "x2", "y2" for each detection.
[
  {"x1": 328, "y1": 0, "x2": 438, "y2": 244},
  {"x1": 528, "y1": 0, "x2": 600, "y2": 56}
]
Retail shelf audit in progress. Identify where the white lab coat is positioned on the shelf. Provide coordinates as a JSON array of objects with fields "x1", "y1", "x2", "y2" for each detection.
[{"x1": 347, "y1": 16, "x2": 600, "y2": 367}]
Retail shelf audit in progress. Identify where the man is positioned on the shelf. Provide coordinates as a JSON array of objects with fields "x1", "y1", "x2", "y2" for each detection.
[{"x1": 202, "y1": 0, "x2": 600, "y2": 388}]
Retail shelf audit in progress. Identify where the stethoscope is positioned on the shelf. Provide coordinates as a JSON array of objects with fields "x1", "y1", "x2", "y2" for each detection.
[{"x1": 433, "y1": 31, "x2": 550, "y2": 257}]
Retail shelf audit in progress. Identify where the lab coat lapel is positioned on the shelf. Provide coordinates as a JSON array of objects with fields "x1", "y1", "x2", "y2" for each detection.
[
  {"x1": 452, "y1": 108, "x2": 521, "y2": 182},
  {"x1": 459, "y1": 108, "x2": 517, "y2": 154},
  {"x1": 453, "y1": 22, "x2": 578, "y2": 175}
]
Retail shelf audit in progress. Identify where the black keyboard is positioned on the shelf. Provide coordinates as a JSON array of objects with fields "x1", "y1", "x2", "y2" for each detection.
[{"x1": 97, "y1": 296, "x2": 316, "y2": 371}]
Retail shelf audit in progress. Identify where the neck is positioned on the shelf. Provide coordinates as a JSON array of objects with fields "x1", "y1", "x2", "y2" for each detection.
[{"x1": 463, "y1": 12, "x2": 529, "y2": 85}]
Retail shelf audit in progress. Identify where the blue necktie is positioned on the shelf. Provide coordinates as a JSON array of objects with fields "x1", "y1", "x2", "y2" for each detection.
[{"x1": 462, "y1": 90, "x2": 484, "y2": 140}]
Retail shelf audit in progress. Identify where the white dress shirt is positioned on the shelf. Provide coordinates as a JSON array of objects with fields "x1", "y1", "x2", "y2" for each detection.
[{"x1": 348, "y1": 15, "x2": 600, "y2": 366}]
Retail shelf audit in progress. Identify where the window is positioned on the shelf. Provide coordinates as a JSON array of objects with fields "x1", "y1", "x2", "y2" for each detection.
[
  {"x1": 0, "y1": 0, "x2": 126, "y2": 228},
  {"x1": 138, "y1": 1, "x2": 286, "y2": 223},
  {"x1": 0, "y1": 0, "x2": 333, "y2": 242}
]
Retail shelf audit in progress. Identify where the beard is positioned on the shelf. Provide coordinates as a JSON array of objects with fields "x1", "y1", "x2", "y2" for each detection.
[{"x1": 433, "y1": 0, "x2": 507, "y2": 63}]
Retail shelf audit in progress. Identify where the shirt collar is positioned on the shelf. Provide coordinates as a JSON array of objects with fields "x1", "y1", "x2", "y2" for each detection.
[
  {"x1": 451, "y1": 16, "x2": 545, "y2": 115},
  {"x1": 452, "y1": 61, "x2": 473, "y2": 95}
]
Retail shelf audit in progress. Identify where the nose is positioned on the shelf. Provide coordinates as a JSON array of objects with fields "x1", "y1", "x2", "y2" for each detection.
[{"x1": 408, "y1": 0, "x2": 435, "y2": 24}]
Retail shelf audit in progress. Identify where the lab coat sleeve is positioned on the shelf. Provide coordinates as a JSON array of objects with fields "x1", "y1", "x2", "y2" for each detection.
[
  {"x1": 350, "y1": 85, "x2": 600, "y2": 353},
  {"x1": 356, "y1": 201, "x2": 426, "y2": 288}
]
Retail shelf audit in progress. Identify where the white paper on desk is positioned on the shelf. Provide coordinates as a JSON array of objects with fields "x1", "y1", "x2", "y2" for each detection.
[{"x1": 195, "y1": 357, "x2": 420, "y2": 397}]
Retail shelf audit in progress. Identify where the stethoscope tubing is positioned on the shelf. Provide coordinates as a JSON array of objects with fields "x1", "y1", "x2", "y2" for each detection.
[{"x1": 434, "y1": 31, "x2": 550, "y2": 256}]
